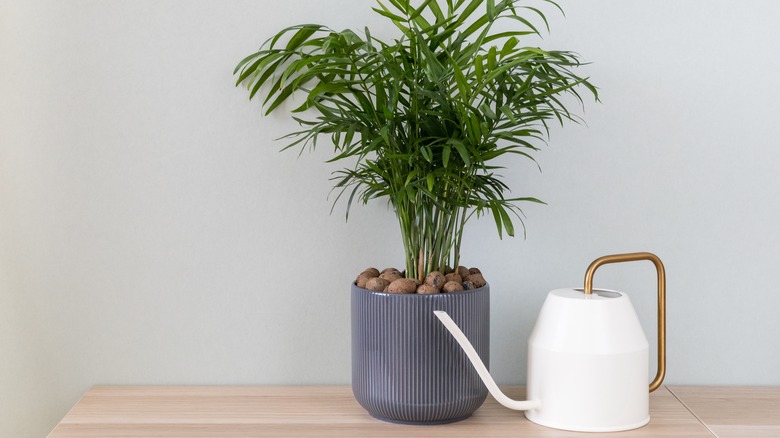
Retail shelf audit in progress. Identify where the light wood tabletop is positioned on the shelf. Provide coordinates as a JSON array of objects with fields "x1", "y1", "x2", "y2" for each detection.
[{"x1": 48, "y1": 386, "x2": 779, "y2": 437}]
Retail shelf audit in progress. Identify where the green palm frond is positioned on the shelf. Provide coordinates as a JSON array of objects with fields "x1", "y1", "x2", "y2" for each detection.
[{"x1": 235, "y1": 0, "x2": 598, "y2": 280}]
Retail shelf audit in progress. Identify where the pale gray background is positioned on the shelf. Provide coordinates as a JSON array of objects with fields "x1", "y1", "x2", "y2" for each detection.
[{"x1": 2, "y1": 1, "x2": 779, "y2": 437}]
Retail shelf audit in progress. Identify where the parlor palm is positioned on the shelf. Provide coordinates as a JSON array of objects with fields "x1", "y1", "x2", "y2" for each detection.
[{"x1": 234, "y1": 0, "x2": 597, "y2": 281}]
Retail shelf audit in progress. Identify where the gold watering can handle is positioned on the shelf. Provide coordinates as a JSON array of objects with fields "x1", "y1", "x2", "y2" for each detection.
[{"x1": 584, "y1": 252, "x2": 667, "y2": 393}]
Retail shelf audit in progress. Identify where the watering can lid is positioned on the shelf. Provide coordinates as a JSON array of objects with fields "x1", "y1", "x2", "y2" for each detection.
[{"x1": 550, "y1": 288, "x2": 625, "y2": 300}]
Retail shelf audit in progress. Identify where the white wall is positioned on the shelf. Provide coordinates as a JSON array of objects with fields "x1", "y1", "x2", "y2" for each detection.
[{"x1": 2, "y1": 1, "x2": 779, "y2": 436}]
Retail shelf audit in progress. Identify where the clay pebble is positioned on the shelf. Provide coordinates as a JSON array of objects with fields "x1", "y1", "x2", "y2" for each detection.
[
  {"x1": 465, "y1": 273, "x2": 486, "y2": 288},
  {"x1": 424, "y1": 271, "x2": 445, "y2": 291},
  {"x1": 365, "y1": 277, "x2": 391, "y2": 292},
  {"x1": 416, "y1": 284, "x2": 438, "y2": 294},
  {"x1": 444, "y1": 273, "x2": 462, "y2": 284},
  {"x1": 379, "y1": 271, "x2": 403, "y2": 282},
  {"x1": 387, "y1": 278, "x2": 417, "y2": 294},
  {"x1": 361, "y1": 267, "x2": 381, "y2": 278},
  {"x1": 442, "y1": 281, "x2": 465, "y2": 293}
]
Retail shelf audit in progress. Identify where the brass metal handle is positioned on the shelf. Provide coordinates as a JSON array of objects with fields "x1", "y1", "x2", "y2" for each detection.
[{"x1": 584, "y1": 252, "x2": 666, "y2": 393}]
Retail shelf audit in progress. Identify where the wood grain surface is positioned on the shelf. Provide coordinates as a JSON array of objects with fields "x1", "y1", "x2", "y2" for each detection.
[
  {"x1": 48, "y1": 385, "x2": 775, "y2": 437},
  {"x1": 668, "y1": 386, "x2": 780, "y2": 438}
]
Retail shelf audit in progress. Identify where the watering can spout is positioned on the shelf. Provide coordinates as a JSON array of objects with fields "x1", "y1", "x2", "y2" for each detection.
[{"x1": 434, "y1": 310, "x2": 541, "y2": 411}]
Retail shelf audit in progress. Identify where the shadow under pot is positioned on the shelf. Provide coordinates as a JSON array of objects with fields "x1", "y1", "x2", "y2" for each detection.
[{"x1": 351, "y1": 283, "x2": 490, "y2": 424}]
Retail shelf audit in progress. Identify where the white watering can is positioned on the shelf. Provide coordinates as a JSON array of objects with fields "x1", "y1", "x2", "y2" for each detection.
[{"x1": 435, "y1": 252, "x2": 666, "y2": 432}]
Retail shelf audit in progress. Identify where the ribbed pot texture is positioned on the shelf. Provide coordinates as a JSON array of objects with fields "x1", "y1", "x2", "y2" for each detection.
[{"x1": 351, "y1": 283, "x2": 490, "y2": 424}]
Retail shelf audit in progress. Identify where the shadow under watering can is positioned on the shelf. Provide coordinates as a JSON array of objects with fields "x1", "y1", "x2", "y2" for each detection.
[{"x1": 435, "y1": 252, "x2": 667, "y2": 432}]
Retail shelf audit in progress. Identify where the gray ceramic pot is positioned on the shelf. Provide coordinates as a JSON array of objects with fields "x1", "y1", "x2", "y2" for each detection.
[{"x1": 351, "y1": 283, "x2": 490, "y2": 424}]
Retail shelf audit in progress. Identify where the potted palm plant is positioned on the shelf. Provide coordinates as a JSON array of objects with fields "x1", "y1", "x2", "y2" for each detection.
[{"x1": 235, "y1": 0, "x2": 597, "y2": 424}]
